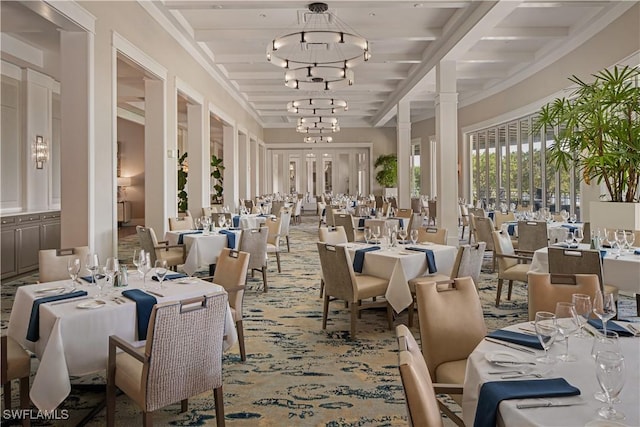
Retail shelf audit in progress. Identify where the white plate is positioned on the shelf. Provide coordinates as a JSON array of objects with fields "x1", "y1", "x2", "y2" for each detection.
[
  {"x1": 77, "y1": 299, "x2": 106, "y2": 309},
  {"x1": 176, "y1": 277, "x2": 199, "y2": 285},
  {"x1": 484, "y1": 350, "x2": 528, "y2": 367},
  {"x1": 398, "y1": 251, "x2": 410, "y2": 255},
  {"x1": 420, "y1": 241, "x2": 433, "y2": 246}
]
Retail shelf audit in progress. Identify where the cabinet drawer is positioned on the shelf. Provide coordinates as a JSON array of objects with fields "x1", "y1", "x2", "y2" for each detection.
[
  {"x1": 18, "y1": 214, "x2": 41, "y2": 224},
  {"x1": 1, "y1": 216, "x2": 16, "y2": 226},
  {"x1": 41, "y1": 212, "x2": 61, "y2": 221}
]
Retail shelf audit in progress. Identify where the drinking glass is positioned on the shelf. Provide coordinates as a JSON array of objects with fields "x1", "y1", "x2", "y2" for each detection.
[
  {"x1": 95, "y1": 266, "x2": 108, "y2": 297},
  {"x1": 154, "y1": 259, "x2": 168, "y2": 289},
  {"x1": 569, "y1": 213, "x2": 577, "y2": 223},
  {"x1": 593, "y1": 289, "x2": 616, "y2": 336},
  {"x1": 398, "y1": 227, "x2": 408, "y2": 244},
  {"x1": 140, "y1": 253, "x2": 152, "y2": 289},
  {"x1": 555, "y1": 302, "x2": 580, "y2": 362},
  {"x1": 218, "y1": 215, "x2": 226, "y2": 228},
  {"x1": 572, "y1": 293, "x2": 592, "y2": 338},
  {"x1": 194, "y1": 217, "x2": 202, "y2": 230},
  {"x1": 561, "y1": 210, "x2": 569, "y2": 222},
  {"x1": 605, "y1": 228, "x2": 617, "y2": 250},
  {"x1": 105, "y1": 257, "x2": 119, "y2": 287},
  {"x1": 573, "y1": 228, "x2": 584, "y2": 245},
  {"x1": 372, "y1": 226, "x2": 381, "y2": 245},
  {"x1": 132, "y1": 249, "x2": 141, "y2": 276},
  {"x1": 564, "y1": 231, "x2": 574, "y2": 247},
  {"x1": 67, "y1": 257, "x2": 81, "y2": 286},
  {"x1": 595, "y1": 351, "x2": 625, "y2": 420},
  {"x1": 615, "y1": 229, "x2": 626, "y2": 255},
  {"x1": 364, "y1": 228, "x2": 372, "y2": 244},
  {"x1": 85, "y1": 253, "x2": 100, "y2": 285},
  {"x1": 410, "y1": 229, "x2": 419, "y2": 245},
  {"x1": 624, "y1": 231, "x2": 635, "y2": 253},
  {"x1": 591, "y1": 330, "x2": 621, "y2": 403},
  {"x1": 534, "y1": 311, "x2": 558, "y2": 365}
]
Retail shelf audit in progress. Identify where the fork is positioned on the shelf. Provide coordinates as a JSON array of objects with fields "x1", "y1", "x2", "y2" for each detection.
[
  {"x1": 501, "y1": 373, "x2": 543, "y2": 379},
  {"x1": 488, "y1": 370, "x2": 529, "y2": 375}
]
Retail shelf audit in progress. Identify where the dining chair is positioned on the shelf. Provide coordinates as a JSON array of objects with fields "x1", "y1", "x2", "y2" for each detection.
[
  {"x1": 318, "y1": 226, "x2": 349, "y2": 298},
  {"x1": 270, "y1": 200, "x2": 285, "y2": 216},
  {"x1": 211, "y1": 212, "x2": 232, "y2": 227},
  {"x1": 279, "y1": 207, "x2": 292, "y2": 252},
  {"x1": 136, "y1": 226, "x2": 185, "y2": 271},
  {"x1": 474, "y1": 216, "x2": 497, "y2": 272},
  {"x1": 396, "y1": 325, "x2": 464, "y2": 427},
  {"x1": 2, "y1": 335, "x2": 31, "y2": 427},
  {"x1": 427, "y1": 201, "x2": 437, "y2": 225},
  {"x1": 316, "y1": 243, "x2": 392, "y2": 339},
  {"x1": 38, "y1": 246, "x2": 90, "y2": 282},
  {"x1": 527, "y1": 272, "x2": 600, "y2": 321},
  {"x1": 317, "y1": 201, "x2": 327, "y2": 227},
  {"x1": 395, "y1": 208, "x2": 413, "y2": 231},
  {"x1": 459, "y1": 204, "x2": 470, "y2": 241},
  {"x1": 415, "y1": 277, "x2": 487, "y2": 408},
  {"x1": 325, "y1": 205, "x2": 341, "y2": 227},
  {"x1": 517, "y1": 221, "x2": 548, "y2": 254},
  {"x1": 243, "y1": 199, "x2": 254, "y2": 211},
  {"x1": 416, "y1": 227, "x2": 447, "y2": 245},
  {"x1": 266, "y1": 217, "x2": 283, "y2": 273},
  {"x1": 292, "y1": 200, "x2": 302, "y2": 225},
  {"x1": 493, "y1": 211, "x2": 515, "y2": 231},
  {"x1": 168, "y1": 211, "x2": 195, "y2": 231},
  {"x1": 210, "y1": 248, "x2": 250, "y2": 361},
  {"x1": 202, "y1": 207, "x2": 213, "y2": 218},
  {"x1": 107, "y1": 292, "x2": 228, "y2": 427},
  {"x1": 333, "y1": 213, "x2": 362, "y2": 242},
  {"x1": 239, "y1": 227, "x2": 269, "y2": 292},
  {"x1": 467, "y1": 208, "x2": 486, "y2": 244},
  {"x1": 492, "y1": 230, "x2": 532, "y2": 307}
]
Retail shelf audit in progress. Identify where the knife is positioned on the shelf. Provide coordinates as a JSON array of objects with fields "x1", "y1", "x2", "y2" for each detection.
[
  {"x1": 146, "y1": 290, "x2": 165, "y2": 297},
  {"x1": 516, "y1": 402, "x2": 584, "y2": 409},
  {"x1": 484, "y1": 337, "x2": 537, "y2": 355},
  {"x1": 489, "y1": 360, "x2": 536, "y2": 365}
]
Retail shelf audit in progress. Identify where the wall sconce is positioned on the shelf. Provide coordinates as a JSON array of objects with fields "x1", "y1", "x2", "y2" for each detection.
[
  {"x1": 117, "y1": 176, "x2": 132, "y2": 201},
  {"x1": 33, "y1": 135, "x2": 49, "y2": 169}
]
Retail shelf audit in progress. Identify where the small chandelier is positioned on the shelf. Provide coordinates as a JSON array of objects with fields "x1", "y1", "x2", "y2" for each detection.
[
  {"x1": 296, "y1": 126, "x2": 340, "y2": 134},
  {"x1": 296, "y1": 116, "x2": 339, "y2": 133},
  {"x1": 287, "y1": 98, "x2": 348, "y2": 115},
  {"x1": 304, "y1": 135, "x2": 333, "y2": 143},
  {"x1": 33, "y1": 135, "x2": 49, "y2": 169},
  {"x1": 267, "y1": 2, "x2": 370, "y2": 90}
]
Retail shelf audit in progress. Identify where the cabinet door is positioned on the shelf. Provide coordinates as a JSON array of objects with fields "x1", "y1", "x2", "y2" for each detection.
[
  {"x1": 17, "y1": 224, "x2": 40, "y2": 273},
  {"x1": 41, "y1": 222, "x2": 61, "y2": 250},
  {"x1": 1, "y1": 228, "x2": 17, "y2": 278}
]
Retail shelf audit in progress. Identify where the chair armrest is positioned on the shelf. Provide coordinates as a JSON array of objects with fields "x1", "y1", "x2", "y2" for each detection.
[
  {"x1": 154, "y1": 244, "x2": 184, "y2": 250},
  {"x1": 433, "y1": 382, "x2": 464, "y2": 394},
  {"x1": 495, "y1": 253, "x2": 532, "y2": 262},
  {"x1": 515, "y1": 249, "x2": 535, "y2": 256},
  {"x1": 109, "y1": 335, "x2": 148, "y2": 364},
  {"x1": 157, "y1": 240, "x2": 169, "y2": 245}
]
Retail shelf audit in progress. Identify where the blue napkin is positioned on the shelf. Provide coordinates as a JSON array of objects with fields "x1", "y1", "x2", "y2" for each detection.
[
  {"x1": 177, "y1": 230, "x2": 202, "y2": 244},
  {"x1": 561, "y1": 224, "x2": 578, "y2": 232},
  {"x1": 554, "y1": 242, "x2": 579, "y2": 249},
  {"x1": 486, "y1": 329, "x2": 544, "y2": 349},
  {"x1": 370, "y1": 208, "x2": 376, "y2": 216},
  {"x1": 358, "y1": 218, "x2": 365, "y2": 228},
  {"x1": 488, "y1": 211, "x2": 495, "y2": 220},
  {"x1": 321, "y1": 208, "x2": 326, "y2": 217},
  {"x1": 587, "y1": 319, "x2": 633, "y2": 337},
  {"x1": 80, "y1": 274, "x2": 105, "y2": 283},
  {"x1": 232, "y1": 215, "x2": 240, "y2": 228},
  {"x1": 122, "y1": 289, "x2": 157, "y2": 340},
  {"x1": 219, "y1": 229, "x2": 236, "y2": 248},
  {"x1": 257, "y1": 214, "x2": 267, "y2": 218},
  {"x1": 634, "y1": 248, "x2": 640, "y2": 255},
  {"x1": 26, "y1": 291, "x2": 88, "y2": 342},
  {"x1": 406, "y1": 247, "x2": 437, "y2": 274},
  {"x1": 507, "y1": 223, "x2": 517, "y2": 236},
  {"x1": 473, "y1": 378, "x2": 580, "y2": 427},
  {"x1": 152, "y1": 273, "x2": 187, "y2": 282},
  {"x1": 352, "y1": 246, "x2": 381, "y2": 273}
]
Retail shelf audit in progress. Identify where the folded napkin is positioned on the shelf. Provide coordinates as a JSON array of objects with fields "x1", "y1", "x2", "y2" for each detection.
[
  {"x1": 352, "y1": 246, "x2": 381, "y2": 273},
  {"x1": 634, "y1": 248, "x2": 640, "y2": 255},
  {"x1": 358, "y1": 218, "x2": 366, "y2": 228},
  {"x1": 177, "y1": 230, "x2": 202, "y2": 244},
  {"x1": 406, "y1": 247, "x2": 437, "y2": 274},
  {"x1": 561, "y1": 224, "x2": 579, "y2": 232},
  {"x1": 486, "y1": 329, "x2": 544, "y2": 350},
  {"x1": 122, "y1": 289, "x2": 157, "y2": 340},
  {"x1": 553, "y1": 242, "x2": 579, "y2": 249},
  {"x1": 507, "y1": 223, "x2": 517, "y2": 236},
  {"x1": 587, "y1": 319, "x2": 633, "y2": 337},
  {"x1": 80, "y1": 274, "x2": 105, "y2": 283},
  {"x1": 257, "y1": 214, "x2": 267, "y2": 217},
  {"x1": 488, "y1": 211, "x2": 495, "y2": 220},
  {"x1": 232, "y1": 216, "x2": 240, "y2": 228},
  {"x1": 218, "y1": 229, "x2": 236, "y2": 248},
  {"x1": 473, "y1": 378, "x2": 580, "y2": 427},
  {"x1": 27, "y1": 291, "x2": 88, "y2": 342},
  {"x1": 152, "y1": 273, "x2": 187, "y2": 282},
  {"x1": 321, "y1": 208, "x2": 326, "y2": 217}
]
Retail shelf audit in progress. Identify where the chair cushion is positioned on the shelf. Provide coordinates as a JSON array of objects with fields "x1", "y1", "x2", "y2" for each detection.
[
  {"x1": 266, "y1": 243, "x2": 279, "y2": 253},
  {"x1": 435, "y1": 359, "x2": 466, "y2": 405},
  {"x1": 354, "y1": 274, "x2": 388, "y2": 300},
  {"x1": 408, "y1": 274, "x2": 450, "y2": 293},
  {"x1": 604, "y1": 284, "x2": 619, "y2": 300},
  {"x1": 6, "y1": 336, "x2": 30, "y2": 380},
  {"x1": 501, "y1": 263, "x2": 530, "y2": 281},
  {"x1": 159, "y1": 248, "x2": 184, "y2": 266},
  {"x1": 115, "y1": 347, "x2": 145, "y2": 409}
]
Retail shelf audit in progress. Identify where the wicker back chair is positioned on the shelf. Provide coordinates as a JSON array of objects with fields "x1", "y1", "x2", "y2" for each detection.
[
  {"x1": 39, "y1": 246, "x2": 90, "y2": 283},
  {"x1": 107, "y1": 292, "x2": 228, "y2": 427},
  {"x1": 2, "y1": 335, "x2": 31, "y2": 427},
  {"x1": 239, "y1": 227, "x2": 269, "y2": 292},
  {"x1": 333, "y1": 213, "x2": 362, "y2": 242},
  {"x1": 474, "y1": 216, "x2": 496, "y2": 271},
  {"x1": 547, "y1": 247, "x2": 618, "y2": 299}
]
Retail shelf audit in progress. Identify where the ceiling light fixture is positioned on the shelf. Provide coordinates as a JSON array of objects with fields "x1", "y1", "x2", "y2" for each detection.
[
  {"x1": 296, "y1": 125, "x2": 340, "y2": 134},
  {"x1": 287, "y1": 98, "x2": 348, "y2": 115},
  {"x1": 304, "y1": 136, "x2": 333, "y2": 143}
]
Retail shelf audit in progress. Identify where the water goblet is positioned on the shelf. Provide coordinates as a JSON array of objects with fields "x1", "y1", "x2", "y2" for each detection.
[
  {"x1": 372, "y1": 226, "x2": 381, "y2": 245},
  {"x1": 624, "y1": 231, "x2": 635, "y2": 253},
  {"x1": 104, "y1": 257, "x2": 119, "y2": 287},
  {"x1": 218, "y1": 215, "x2": 226, "y2": 229},
  {"x1": 410, "y1": 229, "x2": 419, "y2": 245},
  {"x1": 595, "y1": 351, "x2": 625, "y2": 420},
  {"x1": 95, "y1": 266, "x2": 108, "y2": 298},
  {"x1": 132, "y1": 249, "x2": 141, "y2": 276},
  {"x1": 85, "y1": 253, "x2": 100, "y2": 285},
  {"x1": 593, "y1": 289, "x2": 616, "y2": 336},
  {"x1": 571, "y1": 293, "x2": 592, "y2": 338},
  {"x1": 573, "y1": 228, "x2": 584, "y2": 245},
  {"x1": 561, "y1": 210, "x2": 569, "y2": 222},
  {"x1": 194, "y1": 217, "x2": 202, "y2": 230},
  {"x1": 555, "y1": 302, "x2": 580, "y2": 362},
  {"x1": 67, "y1": 257, "x2": 81, "y2": 287},
  {"x1": 564, "y1": 231, "x2": 574, "y2": 247},
  {"x1": 154, "y1": 259, "x2": 168, "y2": 289},
  {"x1": 364, "y1": 228, "x2": 372, "y2": 244},
  {"x1": 534, "y1": 311, "x2": 558, "y2": 365},
  {"x1": 615, "y1": 229, "x2": 626, "y2": 255},
  {"x1": 591, "y1": 330, "x2": 621, "y2": 403},
  {"x1": 140, "y1": 252, "x2": 152, "y2": 289},
  {"x1": 398, "y1": 227, "x2": 408, "y2": 244}
]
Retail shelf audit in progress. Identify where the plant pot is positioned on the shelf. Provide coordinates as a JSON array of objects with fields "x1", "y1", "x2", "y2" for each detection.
[{"x1": 589, "y1": 201, "x2": 640, "y2": 232}]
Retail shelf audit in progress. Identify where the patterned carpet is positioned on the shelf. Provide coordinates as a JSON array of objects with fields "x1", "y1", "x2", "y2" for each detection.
[{"x1": 1, "y1": 215, "x2": 531, "y2": 426}]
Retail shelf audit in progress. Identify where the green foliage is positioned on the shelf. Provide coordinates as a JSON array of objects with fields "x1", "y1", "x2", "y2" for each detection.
[
  {"x1": 374, "y1": 154, "x2": 397, "y2": 188},
  {"x1": 177, "y1": 152, "x2": 188, "y2": 212},
  {"x1": 210, "y1": 154, "x2": 224, "y2": 204},
  {"x1": 532, "y1": 65, "x2": 640, "y2": 202}
]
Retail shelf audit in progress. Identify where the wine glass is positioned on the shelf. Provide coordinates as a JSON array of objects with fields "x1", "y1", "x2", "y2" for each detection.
[
  {"x1": 132, "y1": 249, "x2": 141, "y2": 276},
  {"x1": 624, "y1": 231, "x2": 635, "y2": 253},
  {"x1": 371, "y1": 226, "x2": 381, "y2": 245},
  {"x1": 564, "y1": 231, "x2": 574, "y2": 247},
  {"x1": 591, "y1": 330, "x2": 621, "y2": 403},
  {"x1": 95, "y1": 266, "x2": 108, "y2": 297},
  {"x1": 364, "y1": 228, "x2": 372, "y2": 244},
  {"x1": 140, "y1": 252, "x2": 152, "y2": 289},
  {"x1": 67, "y1": 257, "x2": 81, "y2": 287},
  {"x1": 218, "y1": 215, "x2": 226, "y2": 228},
  {"x1": 398, "y1": 227, "x2": 408, "y2": 244},
  {"x1": 555, "y1": 302, "x2": 580, "y2": 362},
  {"x1": 595, "y1": 351, "x2": 625, "y2": 420},
  {"x1": 410, "y1": 229, "x2": 419, "y2": 245},
  {"x1": 105, "y1": 257, "x2": 119, "y2": 287},
  {"x1": 593, "y1": 289, "x2": 616, "y2": 336},
  {"x1": 194, "y1": 217, "x2": 202, "y2": 230},
  {"x1": 572, "y1": 293, "x2": 592, "y2": 339},
  {"x1": 534, "y1": 311, "x2": 558, "y2": 365},
  {"x1": 85, "y1": 253, "x2": 100, "y2": 285},
  {"x1": 573, "y1": 228, "x2": 584, "y2": 245},
  {"x1": 154, "y1": 259, "x2": 168, "y2": 289},
  {"x1": 560, "y1": 209, "x2": 569, "y2": 222},
  {"x1": 615, "y1": 229, "x2": 626, "y2": 255}
]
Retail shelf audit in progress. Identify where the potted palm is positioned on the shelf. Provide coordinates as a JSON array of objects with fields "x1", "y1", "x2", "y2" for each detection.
[
  {"x1": 374, "y1": 154, "x2": 398, "y2": 198},
  {"x1": 533, "y1": 65, "x2": 640, "y2": 230}
]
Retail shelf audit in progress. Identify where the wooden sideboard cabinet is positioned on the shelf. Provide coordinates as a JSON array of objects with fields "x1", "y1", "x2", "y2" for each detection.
[
  {"x1": 1, "y1": 211, "x2": 61, "y2": 279},
  {"x1": 117, "y1": 201, "x2": 131, "y2": 224}
]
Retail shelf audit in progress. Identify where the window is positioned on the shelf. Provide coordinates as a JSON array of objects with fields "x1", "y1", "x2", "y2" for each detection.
[{"x1": 410, "y1": 142, "x2": 421, "y2": 196}]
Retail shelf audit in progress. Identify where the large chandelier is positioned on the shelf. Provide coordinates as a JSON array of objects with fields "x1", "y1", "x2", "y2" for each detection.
[
  {"x1": 267, "y1": 2, "x2": 370, "y2": 91},
  {"x1": 287, "y1": 98, "x2": 348, "y2": 115}
]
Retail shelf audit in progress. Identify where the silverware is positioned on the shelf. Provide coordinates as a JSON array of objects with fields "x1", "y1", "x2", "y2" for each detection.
[
  {"x1": 516, "y1": 401, "x2": 584, "y2": 409},
  {"x1": 489, "y1": 360, "x2": 536, "y2": 365},
  {"x1": 484, "y1": 337, "x2": 537, "y2": 355},
  {"x1": 146, "y1": 290, "x2": 164, "y2": 297},
  {"x1": 488, "y1": 370, "x2": 530, "y2": 375},
  {"x1": 625, "y1": 323, "x2": 640, "y2": 336},
  {"x1": 50, "y1": 296, "x2": 91, "y2": 305},
  {"x1": 501, "y1": 373, "x2": 543, "y2": 379}
]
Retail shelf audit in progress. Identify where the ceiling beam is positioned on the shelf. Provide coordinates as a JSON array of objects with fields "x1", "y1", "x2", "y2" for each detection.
[
  {"x1": 194, "y1": 27, "x2": 442, "y2": 42},
  {"x1": 481, "y1": 27, "x2": 569, "y2": 40},
  {"x1": 164, "y1": 1, "x2": 471, "y2": 11},
  {"x1": 213, "y1": 52, "x2": 422, "y2": 64},
  {"x1": 459, "y1": 51, "x2": 534, "y2": 63}
]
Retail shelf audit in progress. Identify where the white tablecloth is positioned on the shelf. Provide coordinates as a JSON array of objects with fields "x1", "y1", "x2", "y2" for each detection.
[
  {"x1": 463, "y1": 322, "x2": 640, "y2": 426},
  {"x1": 342, "y1": 242, "x2": 457, "y2": 313},
  {"x1": 530, "y1": 245, "x2": 640, "y2": 295},
  {"x1": 7, "y1": 276, "x2": 237, "y2": 411},
  {"x1": 166, "y1": 230, "x2": 241, "y2": 275}
]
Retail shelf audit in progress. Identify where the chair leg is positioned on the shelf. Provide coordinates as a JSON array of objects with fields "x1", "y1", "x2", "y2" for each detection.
[
  {"x1": 286, "y1": 236, "x2": 290, "y2": 252},
  {"x1": 407, "y1": 295, "x2": 416, "y2": 328},
  {"x1": 181, "y1": 399, "x2": 188, "y2": 413},
  {"x1": 214, "y1": 386, "x2": 225, "y2": 427},
  {"x1": 386, "y1": 303, "x2": 394, "y2": 330},
  {"x1": 319, "y1": 279, "x2": 324, "y2": 299},
  {"x1": 322, "y1": 295, "x2": 330, "y2": 329},
  {"x1": 507, "y1": 280, "x2": 513, "y2": 300},
  {"x1": 492, "y1": 251, "x2": 496, "y2": 273},
  {"x1": 4, "y1": 382, "x2": 11, "y2": 412},
  {"x1": 461, "y1": 225, "x2": 466, "y2": 240},
  {"x1": 262, "y1": 266, "x2": 268, "y2": 292},
  {"x1": 275, "y1": 252, "x2": 281, "y2": 273},
  {"x1": 19, "y1": 377, "x2": 30, "y2": 427},
  {"x1": 350, "y1": 303, "x2": 358, "y2": 339},
  {"x1": 143, "y1": 411, "x2": 153, "y2": 427},
  {"x1": 496, "y1": 278, "x2": 503, "y2": 307},
  {"x1": 106, "y1": 362, "x2": 116, "y2": 427},
  {"x1": 236, "y1": 320, "x2": 246, "y2": 362}
]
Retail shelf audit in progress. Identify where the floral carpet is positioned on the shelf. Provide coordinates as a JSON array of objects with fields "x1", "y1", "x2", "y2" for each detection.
[{"x1": 1, "y1": 215, "x2": 532, "y2": 426}]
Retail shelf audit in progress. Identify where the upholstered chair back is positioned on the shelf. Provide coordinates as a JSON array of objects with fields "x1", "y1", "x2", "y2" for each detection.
[
  {"x1": 333, "y1": 214, "x2": 357, "y2": 242},
  {"x1": 316, "y1": 243, "x2": 355, "y2": 303},
  {"x1": 239, "y1": 227, "x2": 268, "y2": 271},
  {"x1": 417, "y1": 227, "x2": 448, "y2": 245},
  {"x1": 528, "y1": 272, "x2": 599, "y2": 321},
  {"x1": 39, "y1": 246, "x2": 90, "y2": 282},
  {"x1": 493, "y1": 211, "x2": 515, "y2": 231},
  {"x1": 136, "y1": 226, "x2": 159, "y2": 264},
  {"x1": 492, "y1": 230, "x2": 518, "y2": 271},
  {"x1": 279, "y1": 208, "x2": 292, "y2": 237},
  {"x1": 474, "y1": 217, "x2": 495, "y2": 251},
  {"x1": 517, "y1": 221, "x2": 548, "y2": 252},
  {"x1": 213, "y1": 248, "x2": 249, "y2": 315},
  {"x1": 168, "y1": 212, "x2": 194, "y2": 231},
  {"x1": 455, "y1": 242, "x2": 486, "y2": 285},
  {"x1": 319, "y1": 226, "x2": 348, "y2": 244}
]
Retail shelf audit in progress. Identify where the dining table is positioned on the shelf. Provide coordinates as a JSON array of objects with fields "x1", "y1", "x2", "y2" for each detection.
[
  {"x1": 529, "y1": 244, "x2": 640, "y2": 295},
  {"x1": 462, "y1": 322, "x2": 640, "y2": 426},
  {"x1": 340, "y1": 242, "x2": 457, "y2": 313},
  {"x1": 7, "y1": 275, "x2": 237, "y2": 411},
  {"x1": 165, "y1": 229, "x2": 242, "y2": 276}
]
